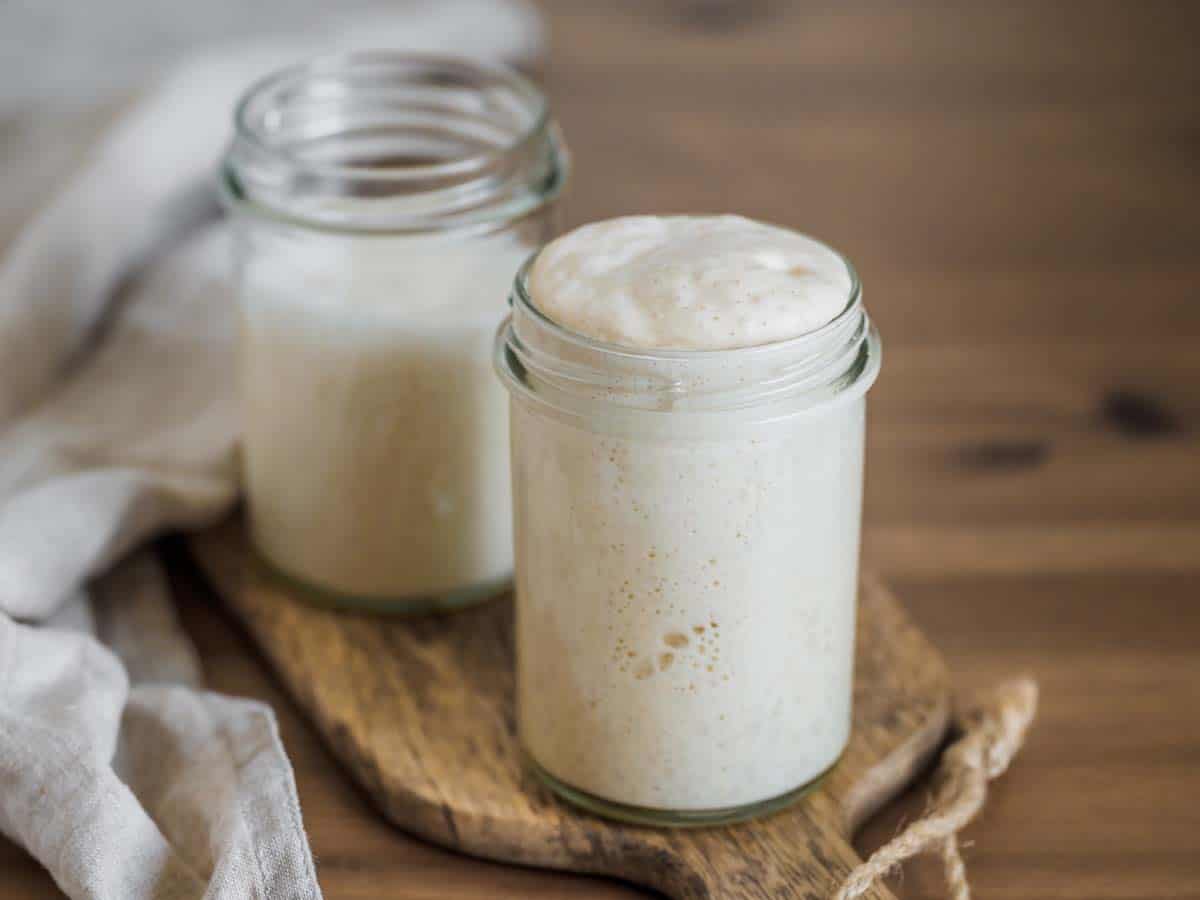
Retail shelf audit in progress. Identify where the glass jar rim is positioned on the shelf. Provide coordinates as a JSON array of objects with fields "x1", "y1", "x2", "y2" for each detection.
[
  {"x1": 221, "y1": 51, "x2": 568, "y2": 234},
  {"x1": 495, "y1": 240, "x2": 881, "y2": 424},
  {"x1": 508, "y1": 237, "x2": 864, "y2": 362}
]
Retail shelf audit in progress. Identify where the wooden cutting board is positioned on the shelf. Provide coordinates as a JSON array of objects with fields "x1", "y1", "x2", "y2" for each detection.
[{"x1": 189, "y1": 519, "x2": 950, "y2": 900}]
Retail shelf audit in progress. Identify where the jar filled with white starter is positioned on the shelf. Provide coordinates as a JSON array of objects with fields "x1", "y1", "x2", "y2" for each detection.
[
  {"x1": 494, "y1": 215, "x2": 881, "y2": 825},
  {"x1": 221, "y1": 53, "x2": 567, "y2": 612}
]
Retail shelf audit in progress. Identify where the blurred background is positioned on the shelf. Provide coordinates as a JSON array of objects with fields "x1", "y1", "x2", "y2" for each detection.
[{"x1": 2, "y1": 1, "x2": 1198, "y2": 898}]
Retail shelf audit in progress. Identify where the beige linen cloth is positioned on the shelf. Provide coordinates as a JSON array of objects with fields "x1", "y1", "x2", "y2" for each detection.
[{"x1": 0, "y1": 3, "x2": 540, "y2": 898}]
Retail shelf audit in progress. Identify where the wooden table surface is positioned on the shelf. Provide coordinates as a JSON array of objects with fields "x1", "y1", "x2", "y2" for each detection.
[{"x1": 3, "y1": 1, "x2": 1199, "y2": 898}]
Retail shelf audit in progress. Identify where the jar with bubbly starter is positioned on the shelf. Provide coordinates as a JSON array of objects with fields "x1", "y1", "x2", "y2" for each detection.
[
  {"x1": 494, "y1": 216, "x2": 880, "y2": 825},
  {"x1": 221, "y1": 53, "x2": 567, "y2": 611}
]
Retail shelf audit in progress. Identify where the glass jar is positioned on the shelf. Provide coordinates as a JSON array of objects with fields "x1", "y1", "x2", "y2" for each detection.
[
  {"x1": 221, "y1": 53, "x2": 567, "y2": 612},
  {"x1": 494, "y1": 243, "x2": 880, "y2": 825}
]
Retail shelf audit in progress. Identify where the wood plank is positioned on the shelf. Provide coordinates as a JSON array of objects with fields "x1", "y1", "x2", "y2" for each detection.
[
  {"x1": 865, "y1": 522, "x2": 1200, "y2": 577},
  {"x1": 858, "y1": 572, "x2": 1200, "y2": 899}
]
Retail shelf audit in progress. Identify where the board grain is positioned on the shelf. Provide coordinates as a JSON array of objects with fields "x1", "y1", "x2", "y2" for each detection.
[{"x1": 189, "y1": 519, "x2": 949, "y2": 900}]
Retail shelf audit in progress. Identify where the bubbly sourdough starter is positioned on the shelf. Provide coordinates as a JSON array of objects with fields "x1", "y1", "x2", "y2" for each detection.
[
  {"x1": 530, "y1": 215, "x2": 852, "y2": 349},
  {"x1": 241, "y1": 231, "x2": 532, "y2": 600},
  {"x1": 514, "y1": 216, "x2": 865, "y2": 811}
]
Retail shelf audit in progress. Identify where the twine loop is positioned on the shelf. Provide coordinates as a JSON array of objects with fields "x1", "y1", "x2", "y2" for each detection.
[{"x1": 832, "y1": 677, "x2": 1038, "y2": 900}]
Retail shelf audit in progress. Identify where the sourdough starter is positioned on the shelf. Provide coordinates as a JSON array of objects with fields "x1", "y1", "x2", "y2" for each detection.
[
  {"x1": 241, "y1": 230, "x2": 532, "y2": 600},
  {"x1": 510, "y1": 216, "x2": 872, "y2": 812}
]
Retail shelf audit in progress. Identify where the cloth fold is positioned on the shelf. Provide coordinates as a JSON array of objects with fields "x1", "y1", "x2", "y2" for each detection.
[{"x1": 0, "y1": 2, "x2": 541, "y2": 897}]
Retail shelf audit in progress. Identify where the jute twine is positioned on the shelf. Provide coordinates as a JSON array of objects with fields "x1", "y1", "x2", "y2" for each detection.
[{"x1": 833, "y1": 677, "x2": 1039, "y2": 900}]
